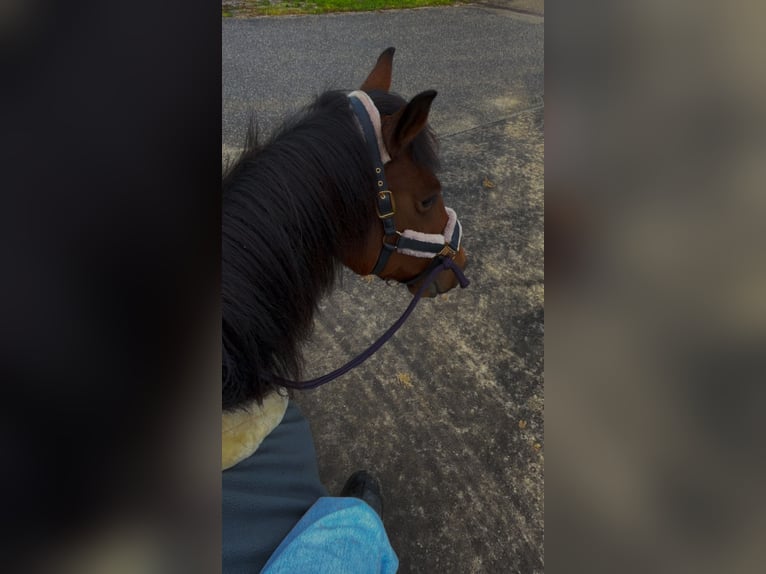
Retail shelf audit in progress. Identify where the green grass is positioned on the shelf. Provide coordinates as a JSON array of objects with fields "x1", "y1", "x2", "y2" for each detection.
[{"x1": 222, "y1": 0, "x2": 463, "y2": 18}]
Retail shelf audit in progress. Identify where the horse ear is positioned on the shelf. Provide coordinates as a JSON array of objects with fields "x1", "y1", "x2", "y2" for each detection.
[
  {"x1": 360, "y1": 47, "x2": 395, "y2": 92},
  {"x1": 383, "y1": 90, "x2": 437, "y2": 158}
]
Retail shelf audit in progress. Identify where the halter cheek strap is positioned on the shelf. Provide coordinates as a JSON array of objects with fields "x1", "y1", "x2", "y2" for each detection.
[{"x1": 348, "y1": 91, "x2": 464, "y2": 279}]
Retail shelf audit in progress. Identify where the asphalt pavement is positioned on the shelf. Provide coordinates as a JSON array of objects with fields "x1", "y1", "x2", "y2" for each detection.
[{"x1": 223, "y1": 5, "x2": 544, "y2": 572}]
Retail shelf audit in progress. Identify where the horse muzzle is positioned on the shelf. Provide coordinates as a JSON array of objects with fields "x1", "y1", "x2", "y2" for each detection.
[{"x1": 407, "y1": 246, "x2": 468, "y2": 297}]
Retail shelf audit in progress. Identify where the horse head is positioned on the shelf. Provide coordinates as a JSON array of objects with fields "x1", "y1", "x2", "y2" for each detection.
[{"x1": 344, "y1": 48, "x2": 468, "y2": 297}]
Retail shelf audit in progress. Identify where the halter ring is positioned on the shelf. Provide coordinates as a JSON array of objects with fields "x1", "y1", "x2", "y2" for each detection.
[{"x1": 438, "y1": 244, "x2": 458, "y2": 258}]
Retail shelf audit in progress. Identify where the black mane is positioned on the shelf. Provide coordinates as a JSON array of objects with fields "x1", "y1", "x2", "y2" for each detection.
[{"x1": 222, "y1": 89, "x2": 438, "y2": 411}]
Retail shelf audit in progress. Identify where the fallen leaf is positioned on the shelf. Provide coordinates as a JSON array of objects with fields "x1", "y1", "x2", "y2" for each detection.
[
  {"x1": 396, "y1": 372, "x2": 413, "y2": 387},
  {"x1": 533, "y1": 443, "x2": 542, "y2": 451},
  {"x1": 361, "y1": 275, "x2": 375, "y2": 283},
  {"x1": 519, "y1": 420, "x2": 527, "y2": 429},
  {"x1": 482, "y1": 177, "x2": 496, "y2": 189}
]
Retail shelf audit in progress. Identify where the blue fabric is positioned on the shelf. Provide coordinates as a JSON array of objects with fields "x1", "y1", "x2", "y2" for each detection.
[
  {"x1": 223, "y1": 402, "x2": 328, "y2": 574},
  {"x1": 261, "y1": 497, "x2": 399, "y2": 574}
]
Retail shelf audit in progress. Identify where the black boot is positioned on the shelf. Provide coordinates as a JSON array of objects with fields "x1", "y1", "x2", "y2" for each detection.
[{"x1": 340, "y1": 470, "x2": 383, "y2": 518}]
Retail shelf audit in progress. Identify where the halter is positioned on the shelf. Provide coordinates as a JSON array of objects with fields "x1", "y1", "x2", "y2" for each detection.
[
  {"x1": 269, "y1": 91, "x2": 469, "y2": 390},
  {"x1": 347, "y1": 90, "x2": 464, "y2": 281}
]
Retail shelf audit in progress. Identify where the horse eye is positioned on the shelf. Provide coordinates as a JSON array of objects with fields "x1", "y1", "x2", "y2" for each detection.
[{"x1": 420, "y1": 195, "x2": 437, "y2": 209}]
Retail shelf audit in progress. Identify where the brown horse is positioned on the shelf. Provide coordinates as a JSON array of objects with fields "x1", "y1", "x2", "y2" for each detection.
[
  {"x1": 342, "y1": 48, "x2": 468, "y2": 294},
  {"x1": 222, "y1": 48, "x2": 468, "y2": 409}
]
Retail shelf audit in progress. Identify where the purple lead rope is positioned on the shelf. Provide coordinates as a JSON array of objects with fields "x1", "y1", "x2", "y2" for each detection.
[{"x1": 274, "y1": 258, "x2": 469, "y2": 390}]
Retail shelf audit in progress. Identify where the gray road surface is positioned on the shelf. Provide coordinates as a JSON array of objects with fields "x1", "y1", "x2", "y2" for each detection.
[
  {"x1": 223, "y1": 5, "x2": 544, "y2": 573},
  {"x1": 223, "y1": 5, "x2": 543, "y2": 149}
]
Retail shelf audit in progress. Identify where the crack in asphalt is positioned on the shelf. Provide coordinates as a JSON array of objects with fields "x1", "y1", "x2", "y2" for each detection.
[{"x1": 441, "y1": 96, "x2": 544, "y2": 140}]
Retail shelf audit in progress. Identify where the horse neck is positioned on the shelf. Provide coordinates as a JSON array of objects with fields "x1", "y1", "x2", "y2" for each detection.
[
  {"x1": 222, "y1": 98, "x2": 375, "y2": 407},
  {"x1": 250, "y1": 106, "x2": 374, "y2": 282}
]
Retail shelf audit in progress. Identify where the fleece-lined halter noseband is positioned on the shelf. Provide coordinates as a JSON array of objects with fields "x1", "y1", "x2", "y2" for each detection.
[
  {"x1": 270, "y1": 91, "x2": 469, "y2": 391},
  {"x1": 347, "y1": 90, "x2": 464, "y2": 282}
]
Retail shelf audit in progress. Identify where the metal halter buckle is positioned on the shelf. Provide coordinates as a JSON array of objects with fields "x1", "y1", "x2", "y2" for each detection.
[{"x1": 376, "y1": 190, "x2": 396, "y2": 219}]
